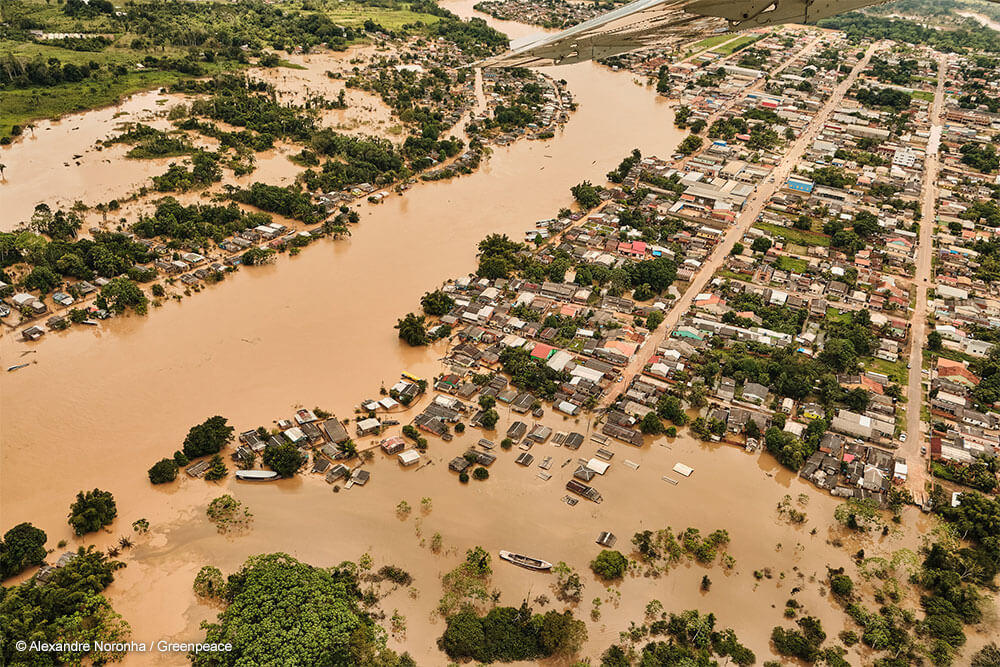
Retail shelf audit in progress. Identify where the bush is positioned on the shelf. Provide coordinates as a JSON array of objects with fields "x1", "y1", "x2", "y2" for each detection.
[
  {"x1": 590, "y1": 550, "x2": 628, "y2": 580},
  {"x1": 68, "y1": 489, "x2": 117, "y2": 535},
  {"x1": 148, "y1": 458, "x2": 179, "y2": 484},
  {"x1": 459, "y1": 472, "x2": 470, "y2": 483}
]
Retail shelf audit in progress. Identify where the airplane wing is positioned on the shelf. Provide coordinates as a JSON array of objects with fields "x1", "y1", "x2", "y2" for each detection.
[{"x1": 479, "y1": 0, "x2": 900, "y2": 67}]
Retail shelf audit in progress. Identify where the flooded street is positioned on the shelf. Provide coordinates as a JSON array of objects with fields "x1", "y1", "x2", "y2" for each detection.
[{"x1": 2, "y1": 3, "x2": 995, "y2": 663}]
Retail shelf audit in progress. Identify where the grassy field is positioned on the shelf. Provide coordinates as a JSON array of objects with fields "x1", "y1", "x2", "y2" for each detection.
[
  {"x1": 775, "y1": 255, "x2": 808, "y2": 273},
  {"x1": 867, "y1": 357, "x2": 908, "y2": 385},
  {"x1": 912, "y1": 90, "x2": 935, "y2": 102},
  {"x1": 755, "y1": 222, "x2": 831, "y2": 247},
  {"x1": 684, "y1": 33, "x2": 738, "y2": 56},
  {"x1": 713, "y1": 34, "x2": 762, "y2": 55},
  {"x1": 825, "y1": 306, "x2": 852, "y2": 324}
]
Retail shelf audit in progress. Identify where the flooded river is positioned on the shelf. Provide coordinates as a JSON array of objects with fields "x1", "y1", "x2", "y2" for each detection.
[{"x1": 1, "y1": 2, "x2": 995, "y2": 664}]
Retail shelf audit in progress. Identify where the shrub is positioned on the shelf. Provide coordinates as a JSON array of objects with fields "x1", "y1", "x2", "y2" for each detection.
[{"x1": 590, "y1": 550, "x2": 628, "y2": 580}]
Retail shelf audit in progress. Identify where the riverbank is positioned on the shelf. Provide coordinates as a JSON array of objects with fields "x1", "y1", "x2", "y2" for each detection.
[{"x1": 4, "y1": 3, "x2": 995, "y2": 665}]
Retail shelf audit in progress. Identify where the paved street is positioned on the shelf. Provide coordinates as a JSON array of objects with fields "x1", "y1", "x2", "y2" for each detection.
[
  {"x1": 600, "y1": 42, "x2": 881, "y2": 410},
  {"x1": 903, "y1": 53, "x2": 947, "y2": 497}
]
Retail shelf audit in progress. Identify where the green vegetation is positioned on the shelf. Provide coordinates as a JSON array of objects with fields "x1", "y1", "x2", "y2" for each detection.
[
  {"x1": 441, "y1": 603, "x2": 587, "y2": 662},
  {"x1": 395, "y1": 312, "x2": 429, "y2": 346},
  {"x1": 600, "y1": 609, "x2": 755, "y2": 666},
  {"x1": 98, "y1": 276, "x2": 148, "y2": 315},
  {"x1": 498, "y1": 346, "x2": 569, "y2": 400},
  {"x1": 819, "y1": 13, "x2": 1000, "y2": 53},
  {"x1": 262, "y1": 441, "x2": 306, "y2": 478},
  {"x1": 713, "y1": 34, "x2": 762, "y2": 55},
  {"x1": 0, "y1": 0, "x2": 499, "y2": 134},
  {"x1": 133, "y1": 198, "x2": 272, "y2": 244},
  {"x1": 229, "y1": 182, "x2": 325, "y2": 223},
  {"x1": 67, "y1": 488, "x2": 117, "y2": 535},
  {"x1": 930, "y1": 459, "x2": 998, "y2": 494},
  {"x1": 754, "y1": 222, "x2": 831, "y2": 247},
  {"x1": 590, "y1": 549, "x2": 628, "y2": 580},
  {"x1": 677, "y1": 134, "x2": 703, "y2": 156},
  {"x1": 770, "y1": 616, "x2": 827, "y2": 662},
  {"x1": 571, "y1": 180, "x2": 602, "y2": 208},
  {"x1": 631, "y1": 526, "x2": 733, "y2": 576},
  {"x1": 148, "y1": 457, "x2": 179, "y2": 484},
  {"x1": 192, "y1": 553, "x2": 414, "y2": 666},
  {"x1": 0, "y1": 522, "x2": 48, "y2": 579},
  {"x1": 206, "y1": 495, "x2": 253, "y2": 534},
  {"x1": 1, "y1": 546, "x2": 129, "y2": 666},
  {"x1": 182, "y1": 415, "x2": 235, "y2": 459},
  {"x1": 420, "y1": 289, "x2": 455, "y2": 316}
]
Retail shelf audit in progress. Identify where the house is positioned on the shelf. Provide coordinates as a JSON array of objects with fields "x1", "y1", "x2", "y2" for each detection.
[
  {"x1": 398, "y1": 450, "x2": 420, "y2": 466},
  {"x1": 322, "y1": 418, "x2": 350, "y2": 444},
  {"x1": 380, "y1": 436, "x2": 405, "y2": 454},
  {"x1": 506, "y1": 421, "x2": 528, "y2": 442},
  {"x1": 356, "y1": 418, "x2": 382, "y2": 437},
  {"x1": 741, "y1": 382, "x2": 769, "y2": 405}
]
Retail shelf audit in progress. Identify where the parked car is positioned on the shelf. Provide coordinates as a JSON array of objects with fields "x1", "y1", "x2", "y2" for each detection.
[{"x1": 899, "y1": 432, "x2": 907, "y2": 442}]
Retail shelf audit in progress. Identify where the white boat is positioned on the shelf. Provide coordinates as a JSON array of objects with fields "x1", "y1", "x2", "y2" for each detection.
[
  {"x1": 235, "y1": 470, "x2": 279, "y2": 481},
  {"x1": 499, "y1": 550, "x2": 553, "y2": 571}
]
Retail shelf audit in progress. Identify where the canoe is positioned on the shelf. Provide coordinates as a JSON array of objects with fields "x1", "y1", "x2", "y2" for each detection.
[
  {"x1": 7, "y1": 363, "x2": 29, "y2": 372},
  {"x1": 235, "y1": 470, "x2": 279, "y2": 481},
  {"x1": 499, "y1": 550, "x2": 553, "y2": 571}
]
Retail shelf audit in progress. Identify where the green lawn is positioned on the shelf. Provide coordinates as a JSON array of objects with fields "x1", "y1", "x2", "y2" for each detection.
[
  {"x1": 774, "y1": 255, "x2": 808, "y2": 273},
  {"x1": 867, "y1": 357, "x2": 908, "y2": 386},
  {"x1": 716, "y1": 269, "x2": 752, "y2": 283},
  {"x1": 713, "y1": 34, "x2": 762, "y2": 55},
  {"x1": 684, "y1": 34, "x2": 738, "y2": 56},
  {"x1": 912, "y1": 90, "x2": 935, "y2": 102},
  {"x1": 755, "y1": 222, "x2": 831, "y2": 247},
  {"x1": 825, "y1": 306, "x2": 852, "y2": 323}
]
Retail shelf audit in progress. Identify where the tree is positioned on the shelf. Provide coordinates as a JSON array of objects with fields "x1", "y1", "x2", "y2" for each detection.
[
  {"x1": 395, "y1": 313, "x2": 428, "y2": 346},
  {"x1": 420, "y1": 289, "x2": 455, "y2": 316},
  {"x1": 590, "y1": 550, "x2": 628, "y2": 580},
  {"x1": 262, "y1": 442, "x2": 305, "y2": 477},
  {"x1": 472, "y1": 466, "x2": 489, "y2": 481},
  {"x1": 204, "y1": 454, "x2": 229, "y2": 481},
  {"x1": 571, "y1": 181, "x2": 601, "y2": 209},
  {"x1": 794, "y1": 215, "x2": 812, "y2": 230},
  {"x1": 640, "y1": 411, "x2": 665, "y2": 435},
  {"x1": 1, "y1": 522, "x2": 47, "y2": 579},
  {"x1": 480, "y1": 409, "x2": 499, "y2": 429},
  {"x1": 1, "y1": 546, "x2": 129, "y2": 665},
  {"x1": 192, "y1": 553, "x2": 413, "y2": 666},
  {"x1": 731, "y1": 242, "x2": 745, "y2": 255},
  {"x1": 148, "y1": 458, "x2": 179, "y2": 484},
  {"x1": 677, "y1": 134, "x2": 703, "y2": 156},
  {"x1": 928, "y1": 330, "x2": 943, "y2": 351},
  {"x1": 68, "y1": 489, "x2": 117, "y2": 535},
  {"x1": 751, "y1": 237, "x2": 772, "y2": 254},
  {"x1": 182, "y1": 416, "x2": 234, "y2": 459},
  {"x1": 97, "y1": 277, "x2": 147, "y2": 315}
]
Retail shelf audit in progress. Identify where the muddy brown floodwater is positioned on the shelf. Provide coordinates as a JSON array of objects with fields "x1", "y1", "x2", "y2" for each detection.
[{"x1": 1, "y1": 2, "x2": 996, "y2": 664}]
